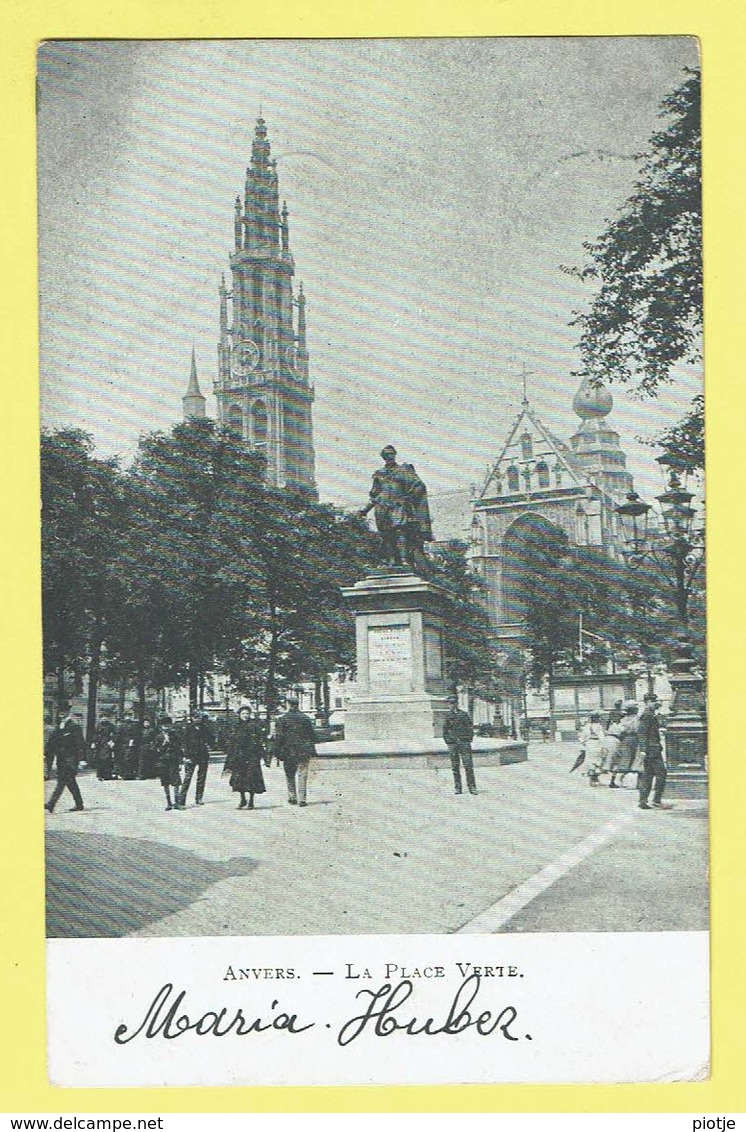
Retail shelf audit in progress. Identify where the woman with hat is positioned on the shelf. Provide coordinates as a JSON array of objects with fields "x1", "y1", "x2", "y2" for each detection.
[
  {"x1": 577, "y1": 713, "x2": 607, "y2": 786},
  {"x1": 617, "y1": 701, "x2": 640, "y2": 779},
  {"x1": 225, "y1": 705, "x2": 268, "y2": 810}
]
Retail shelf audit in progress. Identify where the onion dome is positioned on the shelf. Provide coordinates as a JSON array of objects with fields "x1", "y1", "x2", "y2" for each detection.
[{"x1": 573, "y1": 376, "x2": 613, "y2": 419}]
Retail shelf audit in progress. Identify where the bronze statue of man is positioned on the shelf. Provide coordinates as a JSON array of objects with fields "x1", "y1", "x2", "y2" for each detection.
[{"x1": 359, "y1": 445, "x2": 433, "y2": 573}]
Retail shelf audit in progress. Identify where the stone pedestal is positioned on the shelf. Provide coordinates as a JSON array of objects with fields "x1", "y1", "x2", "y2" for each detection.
[
  {"x1": 341, "y1": 570, "x2": 451, "y2": 742},
  {"x1": 665, "y1": 671, "x2": 708, "y2": 791}
]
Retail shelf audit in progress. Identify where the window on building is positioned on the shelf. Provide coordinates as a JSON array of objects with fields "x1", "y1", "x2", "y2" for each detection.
[
  {"x1": 251, "y1": 400, "x2": 268, "y2": 450},
  {"x1": 536, "y1": 461, "x2": 550, "y2": 488},
  {"x1": 228, "y1": 405, "x2": 243, "y2": 438},
  {"x1": 507, "y1": 465, "x2": 520, "y2": 492},
  {"x1": 521, "y1": 432, "x2": 533, "y2": 460}
]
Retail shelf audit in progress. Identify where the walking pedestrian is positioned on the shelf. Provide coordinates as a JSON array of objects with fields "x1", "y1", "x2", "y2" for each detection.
[
  {"x1": 273, "y1": 696, "x2": 316, "y2": 807},
  {"x1": 114, "y1": 709, "x2": 140, "y2": 780},
  {"x1": 92, "y1": 712, "x2": 116, "y2": 780},
  {"x1": 637, "y1": 693, "x2": 672, "y2": 810},
  {"x1": 617, "y1": 701, "x2": 640, "y2": 776},
  {"x1": 604, "y1": 710, "x2": 627, "y2": 789},
  {"x1": 225, "y1": 705, "x2": 268, "y2": 809},
  {"x1": 137, "y1": 718, "x2": 158, "y2": 779},
  {"x1": 155, "y1": 715, "x2": 183, "y2": 811},
  {"x1": 577, "y1": 713, "x2": 607, "y2": 786},
  {"x1": 177, "y1": 711, "x2": 215, "y2": 808},
  {"x1": 605, "y1": 699, "x2": 624, "y2": 731},
  {"x1": 442, "y1": 696, "x2": 478, "y2": 795},
  {"x1": 45, "y1": 703, "x2": 86, "y2": 813}
]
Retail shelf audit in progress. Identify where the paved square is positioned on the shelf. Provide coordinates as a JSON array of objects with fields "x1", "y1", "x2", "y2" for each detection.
[{"x1": 45, "y1": 743, "x2": 708, "y2": 937}]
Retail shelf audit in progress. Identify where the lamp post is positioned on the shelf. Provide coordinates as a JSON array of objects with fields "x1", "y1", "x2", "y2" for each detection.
[{"x1": 615, "y1": 454, "x2": 707, "y2": 788}]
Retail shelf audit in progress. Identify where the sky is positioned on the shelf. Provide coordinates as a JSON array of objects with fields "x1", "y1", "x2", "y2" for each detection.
[{"x1": 37, "y1": 37, "x2": 702, "y2": 513}]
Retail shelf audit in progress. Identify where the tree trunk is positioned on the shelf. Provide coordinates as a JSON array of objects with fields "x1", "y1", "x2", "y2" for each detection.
[
  {"x1": 199, "y1": 673, "x2": 205, "y2": 712},
  {"x1": 313, "y1": 676, "x2": 322, "y2": 718},
  {"x1": 265, "y1": 602, "x2": 280, "y2": 723},
  {"x1": 56, "y1": 663, "x2": 66, "y2": 709},
  {"x1": 188, "y1": 667, "x2": 199, "y2": 716},
  {"x1": 118, "y1": 679, "x2": 126, "y2": 718},
  {"x1": 86, "y1": 631, "x2": 103, "y2": 744},
  {"x1": 137, "y1": 671, "x2": 146, "y2": 724},
  {"x1": 322, "y1": 674, "x2": 331, "y2": 724}
]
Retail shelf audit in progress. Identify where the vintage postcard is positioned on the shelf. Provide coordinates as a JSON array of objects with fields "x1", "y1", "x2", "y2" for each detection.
[{"x1": 37, "y1": 37, "x2": 709, "y2": 1089}]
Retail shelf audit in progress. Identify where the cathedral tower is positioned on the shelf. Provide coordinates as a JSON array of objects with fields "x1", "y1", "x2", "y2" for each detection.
[{"x1": 214, "y1": 117, "x2": 317, "y2": 493}]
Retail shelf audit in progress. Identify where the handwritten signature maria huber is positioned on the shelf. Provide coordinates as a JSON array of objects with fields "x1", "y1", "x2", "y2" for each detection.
[{"x1": 113, "y1": 974, "x2": 530, "y2": 1047}]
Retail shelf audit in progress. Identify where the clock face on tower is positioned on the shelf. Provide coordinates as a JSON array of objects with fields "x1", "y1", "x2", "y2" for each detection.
[{"x1": 231, "y1": 340, "x2": 260, "y2": 382}]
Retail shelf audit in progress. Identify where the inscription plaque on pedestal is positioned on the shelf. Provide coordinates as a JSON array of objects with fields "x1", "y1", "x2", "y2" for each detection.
[
  {"x1": 368, "y1": 624, "x2": 412, "y2": 683},
  {"x1": 423, "y1": 626, "x2": 444, "y2": 680}
]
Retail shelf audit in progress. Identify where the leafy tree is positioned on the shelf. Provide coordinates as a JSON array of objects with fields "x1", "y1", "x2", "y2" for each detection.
[
  {"x1": 427, "y1": 541, "x2": 504, "y2": 697},
  {"x1": 646, "y1": 393, "x2": 704, "y2": 473},
  {"x1": 221, "y1": 491, "x2": 379, "y2": 714},
  {"x1": 570, "y1": 69, "x2": 701, "y2": 393},
  {"x1": 40, "y1": 429, "x2": 125, "y2": 734},
  {"x1": 518, "y1": 527, "x2": 617, "y2": 685},
  {"x1": 568, "y1": 69, "x2": 703, "y2": 468},
  {"x1": 128, "y1": 419, "x2": 268, "y2": 713}
]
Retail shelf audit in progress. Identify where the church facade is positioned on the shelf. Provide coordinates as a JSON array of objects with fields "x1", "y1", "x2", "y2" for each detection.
[
  {"x1": 185, "y1": 116, "x2": 317, "y2": 494},
  {"x1": 467, "y1": 378, "x2": 635, "y2": 644}
]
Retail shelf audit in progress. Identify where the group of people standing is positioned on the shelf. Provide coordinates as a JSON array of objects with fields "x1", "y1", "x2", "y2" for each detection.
[
  {"x1": 576, "y1": 693, "x2": 670, "y2": 810},
  {"x1": 44, "y1": 696, "x2": 318, "y2": 815}
]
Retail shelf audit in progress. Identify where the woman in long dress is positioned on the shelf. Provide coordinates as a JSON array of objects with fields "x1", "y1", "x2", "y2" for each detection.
[
  {"x1": 617, "y1": 702, "x2": 641, "y2": 779},
  {"x1": 577, "y1": 713, "x2": 607, "y2": 786},
  {"x1": 226, "y1": 705, "x2": 267, "y2": 810}
]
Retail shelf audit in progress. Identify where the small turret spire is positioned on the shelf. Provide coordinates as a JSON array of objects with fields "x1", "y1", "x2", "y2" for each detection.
[
  {"x1": 234, "y1": 196, "x2": 242, "y2": 251},
  {"x1": 183, "y1": 347, "x2": 206, "y2": 421},
  {"x1": 520, "y1": 363, "x2": 533, "y2": 407},
  {"x1": 281, "y1": 200, "x2": 289, "y2": 252},
  {"x1": 297, "y1": 282, "x2": 306, "y2": 349}
]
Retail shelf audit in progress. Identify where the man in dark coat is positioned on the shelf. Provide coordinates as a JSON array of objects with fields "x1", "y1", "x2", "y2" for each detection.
[
  {"x1": 442, "y1": 696, "x2": 478, "y2": 795},
  {"x1": 45, "y1": 703, "x2": 86, "y2": 812},
  {"x1": 637, "y1": 693, "x2": 671, "y2": 810},
  {"x1": 137, "y1": 719, "x2": 158, "y2": 779},
  {"x1": 92, "y1": 713, "x2": 116, "y2": 780},
  {"x1": 114, "y1": 709, "x2": 141, "y2": 780},
  {"x1": 177, "y1": 711, "x2": 215, "y2": 808},
  {"x1": 155, "y1": 715, "x2": 183, "y2": 811},
  {"x1": 273, "y1": 696, "x2": 316, "y2": 807}
]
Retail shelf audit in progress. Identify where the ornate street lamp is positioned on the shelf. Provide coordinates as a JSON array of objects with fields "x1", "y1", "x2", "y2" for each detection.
[{"x1": 614, "y1": 454, "x2": 707, "y2": 789}]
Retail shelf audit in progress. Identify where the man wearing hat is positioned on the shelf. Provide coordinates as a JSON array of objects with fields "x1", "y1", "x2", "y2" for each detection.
[
  {"x1": 637, "y1": 693, "x2": 671, "y2": 810},
  {"x1": 44, "y1": 702, "x2": 86, "y2": 813},
  {"x1": 155, "y1": 715, "x2": 183, "y2": 812},
  {"x1": 177, "y1": 710, "x2": 215, "y2": 808},
  {"x1": 442, "y1": 696, "x2": 478, "y2": 795},
  {"x1": 273, "y1": 695, "x2": 316, "y2": 807}
]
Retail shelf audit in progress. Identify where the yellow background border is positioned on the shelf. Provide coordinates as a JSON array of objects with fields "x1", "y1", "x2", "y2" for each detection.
[{"x1": 2, "y1": 0, "x2": 744, "y2": 1113}]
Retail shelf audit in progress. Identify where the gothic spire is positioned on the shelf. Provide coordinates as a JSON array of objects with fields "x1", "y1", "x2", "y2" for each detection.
[{"x1": 183, "y1": 347, "x2": 206, "y2": 421}]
